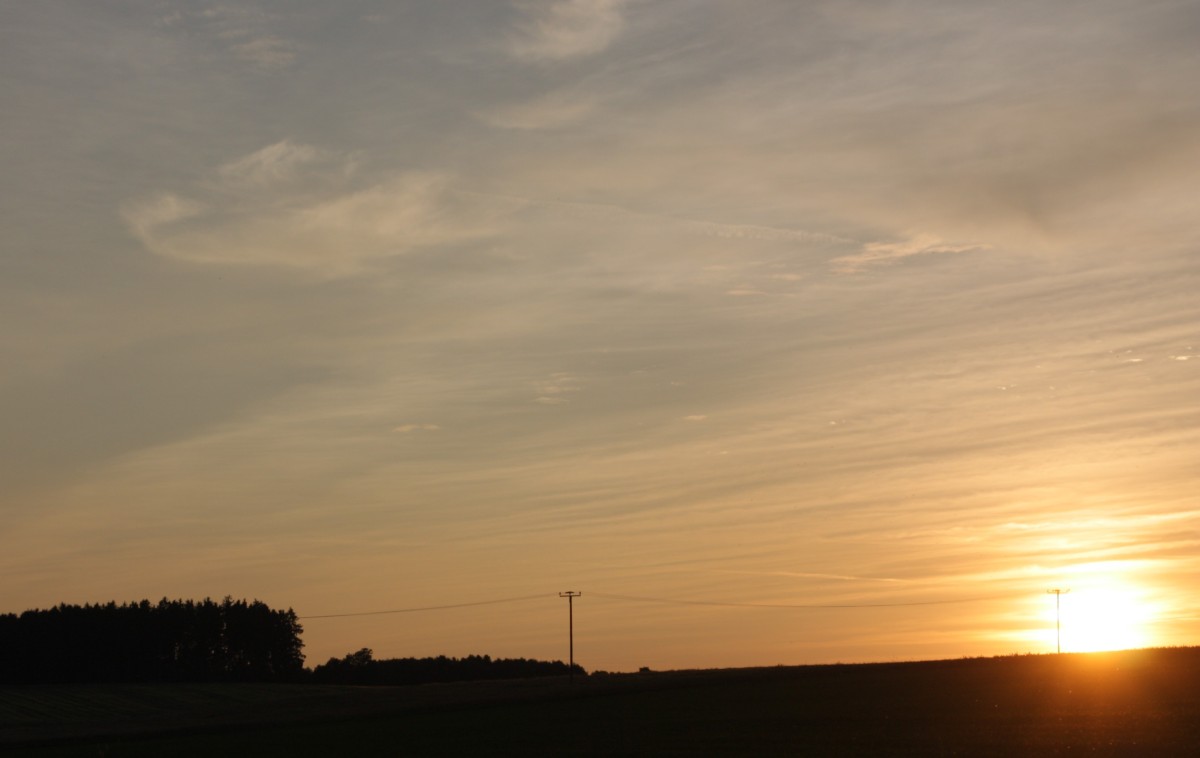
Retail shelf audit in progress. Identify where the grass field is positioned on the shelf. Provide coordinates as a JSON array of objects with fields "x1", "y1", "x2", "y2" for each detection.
[{"x1": 6, "y1": 648, "x2": 1200, "y2": 756}]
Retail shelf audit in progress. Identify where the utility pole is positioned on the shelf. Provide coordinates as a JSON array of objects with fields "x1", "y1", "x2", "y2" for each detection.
[
  {"x1": 559, "y1": 591, "x2": 581, "y2": 681},
  {"x1": 1046, "y1": 588, "x2": 1070, "y2": 654}
]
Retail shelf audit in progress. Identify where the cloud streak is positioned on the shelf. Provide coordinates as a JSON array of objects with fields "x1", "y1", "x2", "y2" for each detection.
[
  {"x1": 507, "y1": 0, "x2": 630, "y2": 61},
  {"x1": 160, "y1": 5, "x2": 299, "y2": 70},
  {"x1": 831, "y1": 233, "x2": 987, "y2": 273},
  {"x1": 123, "y1": 142, "x2": 509, "y2": 274}
]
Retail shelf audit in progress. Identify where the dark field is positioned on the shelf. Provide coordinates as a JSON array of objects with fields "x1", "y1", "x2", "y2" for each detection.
[{"x1": 6, "y1": 648, "x2": 1200, "y2": 756}]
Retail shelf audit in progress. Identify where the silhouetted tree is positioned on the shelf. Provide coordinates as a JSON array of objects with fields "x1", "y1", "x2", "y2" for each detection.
[
  {"x1": 310, "y1": 651, "x2": 584, "y2": 685},
  {"x1": 0, "y1": 597, "x2": 304, "y2": 684}
]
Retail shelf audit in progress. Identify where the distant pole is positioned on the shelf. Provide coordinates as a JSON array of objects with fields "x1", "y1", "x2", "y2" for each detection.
[
  {"x1": 559, "y1": 591, "x2": 581, "y2": 681},
  {"x1": 1047, "y1": 589, "x2": 1070, "y2": 653}
]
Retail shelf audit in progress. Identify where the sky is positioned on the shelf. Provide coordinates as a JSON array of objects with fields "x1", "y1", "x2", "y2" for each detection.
[{"x1": 3, "y1": 0, "x2": 1200, "y2": 673}]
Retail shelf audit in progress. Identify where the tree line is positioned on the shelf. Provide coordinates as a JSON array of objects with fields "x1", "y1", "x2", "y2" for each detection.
[
  {"x1": 1, "y1": 598, "x2": 584, "y2": 685},
  {"x1": 310, "y1": 648, "x2": 584, "y2": 685},
  {"x1": 0, "y1": 598, "x2": 304, "y2": 684}
]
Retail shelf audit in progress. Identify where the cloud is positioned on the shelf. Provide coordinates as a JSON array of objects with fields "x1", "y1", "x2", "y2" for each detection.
[
  {"x1": 161, "y1": 5, "x2": 298, "y2": 71},
  {"x1": 393, "y1": 424, "x2": 441, "y2": 433},
  {"x1": 123, "y1": 142, "x2": 507, "y2": 274},
  {"x1": 227, "y1": 34, "x2": 296, "y2": 69},
  {"x1": 692, "y1": 222, "x2": 849, "y2": 245},
  {"x1": 122, "y1": 194, "x2": 205, "y2": 237},
  {"x1": 479, "y1": 1, "x2": 1200, "y2": 268},
  {"x1": 479, "y1": 90, "x2": 598, "y2": 130},
  {"x1": 0, "y1": 335, "x2": 325, "y2": 502},
  {"x1": 508, "y1": 0, "x2": 629, "y2": 61},
  {"x1": 535, "y1": 373, "x2": 581, "y2": 404},
  {"x1": 831, "y1": 233, "x2": 987, "y2": 274},
  {"x1": 216, "y1": 140, "x2": 323, "y2": 186}
]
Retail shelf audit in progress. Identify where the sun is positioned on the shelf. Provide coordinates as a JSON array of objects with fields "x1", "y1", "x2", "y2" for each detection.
[{"x1": 1048, "y1": 585, "x2": 1155, "y2": 653}]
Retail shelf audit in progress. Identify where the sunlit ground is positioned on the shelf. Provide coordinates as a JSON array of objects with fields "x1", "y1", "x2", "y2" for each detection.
[{"x1": 1035, "y1": 569, "x2": 1162, "y2": 653}]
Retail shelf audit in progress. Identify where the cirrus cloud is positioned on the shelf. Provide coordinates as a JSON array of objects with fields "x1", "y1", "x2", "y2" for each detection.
[
  {"x1": 831, "y1": 233, "x2": 988, "y2": 274},
  {"x1": 122, "y1": 141, "x2": 508, "y2": 275},
  {"x1": 507, "y1": 0, "x2": 630, "y2": 62}
]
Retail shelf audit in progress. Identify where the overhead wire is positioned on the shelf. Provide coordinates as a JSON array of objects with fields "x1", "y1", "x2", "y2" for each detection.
[
  {"x1": 300, "y1": 589, "x2": 1020, "y2": 619},
  {"x1": 300, "y1": 593, "x2": 555, "y2": 620},
  {"x1": 588, "y1": 590, "x2": 1022, "y2": 609}
]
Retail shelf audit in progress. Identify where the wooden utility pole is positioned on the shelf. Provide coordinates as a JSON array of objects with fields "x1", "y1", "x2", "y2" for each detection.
[{"x1": 559, "y1": 591, "x2": 581, "y2": 681}]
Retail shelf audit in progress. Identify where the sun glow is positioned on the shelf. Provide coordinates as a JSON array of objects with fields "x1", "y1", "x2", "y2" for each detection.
[{"x1": 1045, "y1": 582, "x2": 1158, "y2": 653}]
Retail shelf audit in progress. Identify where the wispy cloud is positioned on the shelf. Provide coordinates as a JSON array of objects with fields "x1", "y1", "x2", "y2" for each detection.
[
  {"x1": 122, "y1": 194, "x2": 205, "y2": 238},
  {"x1": 216, "y1": 140, "x2": 324, "y2": 186},
  {"x1": 711, "y1": 568, "x2": 914, "y2": 584},
  {"x1": 507, "y1": 0, "x2": 629, "y2": 62},
  {"x1": 123, "y1": 141, "x2": 507, "y2": 274},
  {"x1": 478, "y1": 89, "x2": 598, "y2": 130},
  {"x1": 160, "y1": 4, "x2": 298, "y2": 70},
  {"x1": 831, "y1": 233, "x2": 987, "y2": 273},
  {"x1": 226, "y1": 34, "x2": 296, "y2": 70},
  {"x1": 393, "y1": 424, "x2": 441, "y2": 433},
  {"x1": 535, "y1": 373, "x2": 581, "y2": 405}
]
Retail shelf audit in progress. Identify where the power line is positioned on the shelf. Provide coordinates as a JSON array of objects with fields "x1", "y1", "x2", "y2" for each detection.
[
  {"x1": 299, "y1": 588, "x2": 1025, "y2": 620},
  {"x1": 300, "y1": 593, "x2": 554, "y2": 620},
  {"x1": 589, "y1": 591, "x2": 1021, "y2": 609}
]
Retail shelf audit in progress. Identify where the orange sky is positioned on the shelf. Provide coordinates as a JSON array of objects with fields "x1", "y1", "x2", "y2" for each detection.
[{"x1": 4, "y1": 1, "x2": 1200, "y2": 672}]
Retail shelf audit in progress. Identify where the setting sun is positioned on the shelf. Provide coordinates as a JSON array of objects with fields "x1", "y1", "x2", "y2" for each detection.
[{"x1": 1047, "y1": 585, "x2": 1158, "y2": 653}]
